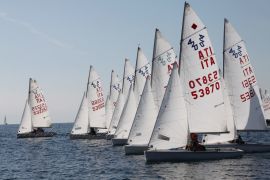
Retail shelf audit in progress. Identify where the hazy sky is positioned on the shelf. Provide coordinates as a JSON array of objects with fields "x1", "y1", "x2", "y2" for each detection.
[{"x1": 1, "y1": 0, "x2": 270, "y2": 124}]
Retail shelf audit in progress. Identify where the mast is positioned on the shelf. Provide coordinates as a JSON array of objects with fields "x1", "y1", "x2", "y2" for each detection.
[
  {"x1": 110, "y1": 70, "x2": 114, "y2": 98},
  {"x1": 122, "y1": 59, "x2": 128, "y2": 94},
  {"x1": 150, "y1": 29, "x2": 158, "y2": 87},
  {"x1": 133, "y1": 46, "x2": 140, "y2": 91},
  {"x1": 223, "y1": 18, "x2": 227, "y2": 79},
  {"x1": 178, "y1": 2, "x2": 187, "y2": 76},
  {"x1": 86, "y1": 65, "x2": 92, "y2": 96}
]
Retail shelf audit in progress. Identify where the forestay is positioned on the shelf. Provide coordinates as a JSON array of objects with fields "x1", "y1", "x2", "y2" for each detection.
[
  {"x1": 71, "y1": 92, "x2": 89, "y2": 135},
  {"x1": 29, "y1": 78, "x2": 52, "y2": 128},
  {"x1": 180, "y1": 3, "x2": 227, "y2": 133},
  {"x1": 86, "y1": 66, "x2": 106, "y2": 128},
  {"x1": 149, "y1": 64, "x2": 188, "y2": 150},
  {"x1": 18, "y1": 100, "x2": 33, "y2": 134},
  {"x1": 223, "y1": 19, "x2": 266, "y2": 130}
]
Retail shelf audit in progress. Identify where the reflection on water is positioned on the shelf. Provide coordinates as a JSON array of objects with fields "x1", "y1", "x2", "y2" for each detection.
[{"x1": 0, "y1": 123, "x2": 270, "y2": 179}]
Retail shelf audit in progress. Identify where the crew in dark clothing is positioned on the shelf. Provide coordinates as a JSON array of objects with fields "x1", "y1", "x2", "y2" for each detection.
[
  {"x1": 186, "y1": 133, "x2": 206, "y2": 151},
  {"x1": 33, "y1": 128, "x2": 44, "y2": 134},
  {"x1": 90, "y1": 127, "x2": 97, "y2": 135},
  {"x1": 229, "y1": 135, "x2": 245, "y2": 144}
]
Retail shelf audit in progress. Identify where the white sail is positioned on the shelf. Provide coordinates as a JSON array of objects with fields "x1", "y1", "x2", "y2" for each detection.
[
  {"x1": 105, "y1": 95, "x2": 113, "y2": 128},
  {"x1": 128, "y1": 77, "x2": 158, "y2": 145},
  {"x1": 223, "y1": 19, "x2": 266, "y2": 130},
  {"x1": 18, "y1": 100, "x2": 33, "y2": 134},
  {"x1": 202, "y1": 79, "x2": 237, "y2": 144},
  {"x1": 151, "y1": 29, "x2": 177, "y2": 109},
  {"x1": 113, "y1": 47, "x2": 151, "y2": 139},
  {"x1": 29, "y1": 78, "x2": 52, "y2": 128},
  {"x1": 122, "y1": 58, "x2": 135, "y2": 96},
  {"x1": 149, "y1": 64, "x2": 188, "y2": 150},
  {"x1": 109, "y1": 70, "x2": 122, "y2": 106},
  {"x1": 71, "y1": 92, "x2": 89, "y2": 135},
  {"x1": 86, "y1": 66, "x2": 106, "y2": 128},
  {"x1": 180, "y1": 3, "x2": 227, "y2": 133},
  {"x1": 106, "y1": 70, "x2": 122, "y2": 128},
  {"x1": 114, "y1": 86, "x2": 137, "y2": 139},
  {"x1": 108, "y1": 59, "x2": 134, "y2": 135},
  {"x1": 134, "y1": 47, "x2": 151, "y2": 99}
]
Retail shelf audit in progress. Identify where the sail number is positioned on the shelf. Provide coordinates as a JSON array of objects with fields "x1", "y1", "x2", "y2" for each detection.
[
  {"x1": 189, "y1": 70, "x2": 220, "y2": 99},
  {"x1": 240, "y1": 88, "x2": 255, "y2": 102}
]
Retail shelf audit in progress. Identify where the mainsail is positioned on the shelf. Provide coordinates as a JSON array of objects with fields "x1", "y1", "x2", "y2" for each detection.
[
  {"x1": 105, "y1": 70, "x2": 121, "y2": 128},
  {"x1": 149, "y1": 64, "x2": 188, "y2": 150},
  {"x1": 180, "y1": 3, "x2": 227, "y2": 133},
  {"x1": 223, "y1": 19, "x2": 267, "y2": 130},
  {"x1": 86, "y1": 66, "x2": 106, "y2": 128},
  {"x1": 108, "y1": 59, "x2": 134, "y2": 135},
  {"x1": 18, "y1": 100, "x2": 33, "y2": 134},
  {"x1": 71, "y1": 92, "x2": 89, "y2": 135},
  {"x1": 29, "y1": 78, "x2": 52, "y2": 128}
]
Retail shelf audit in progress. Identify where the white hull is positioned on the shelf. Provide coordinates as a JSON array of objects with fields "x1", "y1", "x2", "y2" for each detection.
[
  {"x1": 205, "y1": 143, "x2": 270, "y2": 153},
  {"x1": 145, "y1": 148, "x2": 244, "y2": 163},
  {"x1": 112, "y1": 138, "x2": 128, "y2": 146},
  {"x1": 124, "y1": 145, "x2": 148, "y2": 155}
]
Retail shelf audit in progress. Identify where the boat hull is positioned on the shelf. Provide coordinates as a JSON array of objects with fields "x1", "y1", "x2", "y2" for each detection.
[
  {"x1": 112, "y1": 138, "x2": 128, "y2": 146},
  {"x1": 124, "y1": 145, "x2": 148, "y2": 155},
  {"x1": 70, "y1": 133, "x2": 106, "y2": 140},
  {"x1": 145, "y1": 148, "x2": 244, "y2": 163},
  {"x1": 17, "y1": 132, "x2": 56, "y2": 138},
  {"x1": 205, "y1": 143, "x2": 270, "y2": 153},
  {"x1": 106, "y1": 134, "x2": 114, "y2": 140}
]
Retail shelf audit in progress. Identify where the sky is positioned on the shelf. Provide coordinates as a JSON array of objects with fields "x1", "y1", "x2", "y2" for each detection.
[{"x1": 0, "y1": 0, "x2": 270, "y2": 124}]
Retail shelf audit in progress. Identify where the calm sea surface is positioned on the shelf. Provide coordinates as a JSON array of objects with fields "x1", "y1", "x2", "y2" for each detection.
[{"x1": 0, "y1": 123, "x2": 270, "y2": 179}]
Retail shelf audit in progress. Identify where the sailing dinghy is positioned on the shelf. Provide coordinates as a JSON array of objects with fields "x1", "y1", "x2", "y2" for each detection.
[
  {"x1": 145, "y1": 64, "x2": 243, "y2": 162},
  {"x1": 202, "y1": 19, "x2": 270, "y2": 153},
  {"x1": 125, "y1": 29, "x2": 177, "y2": 154},
  {"x1": 17, "y1": 78, "x2": 56, "y2": 138},
  {"x1": 3, "y1": 116, "x2": 7, "y2": 125},
  {"x1": 112, "y1": 47, "x2": 151, "y2": 146},
  {"x1": 70, "y1": 66, "x2": 106, "y2": 139},
  {"x1": 145, "y1": 3, "x2": 244, "y2": 163}
]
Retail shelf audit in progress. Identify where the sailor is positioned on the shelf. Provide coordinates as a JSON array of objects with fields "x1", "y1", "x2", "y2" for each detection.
[
  {"x1": 90, "y1": 127, "x2": 97, "y2": 135},
  {"x1": 186, "y1": 133, "x2": 206, "y2": 151}
]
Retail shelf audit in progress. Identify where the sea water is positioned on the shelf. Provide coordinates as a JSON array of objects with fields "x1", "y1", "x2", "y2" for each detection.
[{"x1": 0, "y1": 123, "x2": 270, "y2": 179}]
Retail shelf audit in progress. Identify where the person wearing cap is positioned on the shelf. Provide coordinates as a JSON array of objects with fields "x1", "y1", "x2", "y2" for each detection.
[{"x1": 186, "y1": 133, "x2": 206, "y2": 151}]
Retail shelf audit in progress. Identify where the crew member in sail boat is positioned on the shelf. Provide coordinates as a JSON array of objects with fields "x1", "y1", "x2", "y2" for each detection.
[{"x1": 186, "y1": 133, "x2": 206, "y2": 151}]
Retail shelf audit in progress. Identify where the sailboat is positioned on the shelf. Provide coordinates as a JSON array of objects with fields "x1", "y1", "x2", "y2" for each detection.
[
  {"x1": 70, "y1": 66, "x2": 107, "y2": 139},
  {"x1": 107, "y1": 59, "x2": 135, "y2": 139},
  {"x1": 202, "y1": 19, "x2": 270, "y2": 153},
  {"x1": 145, "y1": 64, "x2": 243, "y2": 162},
  {"x1": 112, "y1": 47, "x2": 151, "y2": 146},
  {"x1": 3, "y1": 116, "x2": 7, "y2": 125},
  {"x1": 17, "y1": 78, "x2": 56, "y2": 138},
  {"x1": 125, "y1": 29, "x2": 177, "y2": 154}
]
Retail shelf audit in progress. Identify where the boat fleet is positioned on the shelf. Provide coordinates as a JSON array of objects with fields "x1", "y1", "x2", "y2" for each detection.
[{"x1": 15, "y1": 2, "x2": 270, "y2": 162}]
